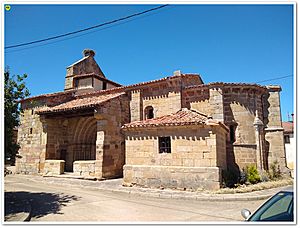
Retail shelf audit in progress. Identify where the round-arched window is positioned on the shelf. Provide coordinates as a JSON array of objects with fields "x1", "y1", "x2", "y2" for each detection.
[{"x1": 145, "y1": 106, "x2": 154, "y2": 119}]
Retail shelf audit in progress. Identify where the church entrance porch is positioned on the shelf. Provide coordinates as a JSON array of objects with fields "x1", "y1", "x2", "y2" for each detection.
[
  {"x1": 38, "y1": 93, "x2": 128, "y2": 179},
  {"x1": 41, "y1": 114, "x2": 99, "y2": 177}
]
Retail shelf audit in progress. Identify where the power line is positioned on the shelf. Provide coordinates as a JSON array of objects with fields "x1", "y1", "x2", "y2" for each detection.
[
  {"x1": 255, "y1": 74, "x2": 293, "y2": 83},
  {"x1": 5, "y1": 7, "x2": 172, "y2": 54},
  {"x1": 5, "y1": 4, "x2": 169, "y2": 50}
]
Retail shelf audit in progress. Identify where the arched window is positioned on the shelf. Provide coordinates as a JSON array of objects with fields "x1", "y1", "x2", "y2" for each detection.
[{"x1": 145, "y1": 106, "x2": 154, "y2": 119}]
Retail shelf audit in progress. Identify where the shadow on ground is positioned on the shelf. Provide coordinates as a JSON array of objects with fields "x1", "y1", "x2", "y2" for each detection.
[{"x1": 5, "y1": 191, "x2": 81, "y2": 219}]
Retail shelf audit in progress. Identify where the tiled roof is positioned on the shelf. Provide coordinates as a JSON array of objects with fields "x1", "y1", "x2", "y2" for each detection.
[
  {"x1": 19, "y1": 90, "x2": 75, "y2": 103},
  {"x1": 185, "y1": 82, "x2": 267, "y2": 90},
  {"x1": 36, "y1": 92, "x2": 125, "y2": 114},
  {"x1": 77, "y1": 74, "x2": 201, "y2": 97},
  {"x1": 21, "y1": 74, "x2": 196, "y2": 102},
  {"x1": 282, "y1": 121, "x2": 294, "y2": 133},
  {"x1": 122, "y1": 108, "x2": 228, "y2": 130}
]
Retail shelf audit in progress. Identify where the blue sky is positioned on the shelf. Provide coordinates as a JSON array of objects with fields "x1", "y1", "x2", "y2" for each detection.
[{"x1": 4, "y1": 4, "x2": 294, "y2": 121}]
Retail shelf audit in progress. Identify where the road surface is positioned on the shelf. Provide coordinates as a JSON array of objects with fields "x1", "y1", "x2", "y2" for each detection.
[{"x1": 4, "y1": 175, "x2": 265, "y2": 223}]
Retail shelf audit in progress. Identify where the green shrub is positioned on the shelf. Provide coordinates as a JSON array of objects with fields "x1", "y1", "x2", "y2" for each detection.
[{"x1": 246, "y1": 165, "x2": 261, "y2": 184}]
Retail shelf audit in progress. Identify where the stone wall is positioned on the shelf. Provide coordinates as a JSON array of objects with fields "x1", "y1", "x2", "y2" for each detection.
[
  {"x1": 16, "y1": 92, "x2": 74, "y2": 174},
  {"x1": 73, "y1": 160, "x2": 96, "y2": 177},
  {"x1": 182, "y1": 85, "x2": 271, "y2": 172},
  {"x1": 16, "y1": 108, "x2": 46, "y2": 174},
  {"x1": 263, "y1": 86, "x2": 287, "y2": 173},
  {"x1": 43, "y1": 160, "x2": 65, "y2": 175},
  {"x1": 221, "y1": 87, "x2": 266, "y2": 171},
  {"x1": 130, "y1": 90, "x2": 142, "y2": 122},
  {"x1": 125, "y1": 126, "x2": 220, "y2": 167},
  {"x1": 216, "y1": 128, "x2": 227, "y2": 170},
  {"x1": 123, "y1": 165, "x2": 222, "y2": 191},
  {"x1": 123, "y1": 125, "x2": 227, "y2": 190},
  {"x1": 95, "y1": 94, "x2": 130, "y2": 178},
  {"x1": 65, "y1": 54, "x2": 104, "y2": 91},
  {"x1": 183, "y1": 88, "x2": 210, "y2": 115},
  {"x1": 265, "y1": 130, "x2": 287, "y2": 170},
  {"x1": 129, "y1": 77, "x2": 185, "y2": 122},
  {"x1": 142, "y1": 91, "x2": 181, "y2": 119}
]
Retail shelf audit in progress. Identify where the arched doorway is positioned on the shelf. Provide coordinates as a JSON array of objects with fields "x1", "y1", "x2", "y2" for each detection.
[{"x1": 65, "y1": 116, "x2": 97, "y2": 172}]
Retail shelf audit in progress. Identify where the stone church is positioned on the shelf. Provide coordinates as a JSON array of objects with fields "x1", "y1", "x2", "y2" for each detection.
[{"x1": 16, "y1": 49, "x2": 288, "y2": 190}]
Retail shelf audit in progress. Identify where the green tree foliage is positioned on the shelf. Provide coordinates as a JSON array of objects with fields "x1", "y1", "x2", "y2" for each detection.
[{"x1": 4, "y1": 67, "x2": 30, "y2": 164}]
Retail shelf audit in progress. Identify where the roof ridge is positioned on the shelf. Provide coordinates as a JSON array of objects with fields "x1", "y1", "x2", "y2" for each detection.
[
  {"x1": 185, "y1": 82, "x2": 267, "y2": 90},
  {"x1": 36, "y1": 91, "x2": 125, "y2": 114},
  {"x1": 67, "y1": 56, "x2": 89, "y2": 68},
  {"x1": 21, "y1": 73, "x2": 199, "y2": 102},
  {"x1": 180, "y1": 108, "x2": 208, "y2": 117}
]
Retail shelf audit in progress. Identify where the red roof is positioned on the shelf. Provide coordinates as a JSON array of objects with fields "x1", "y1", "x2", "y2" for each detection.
[
  {"x1": 122, "y1": 108, "x2": 228, "y2": 130},
  {"x1": 185, "y1": 82, "x2": 267, "y2": 91},
  {"x1": 282, "y1": 121, "x2": 294, "y2": 133},
  {"x1": 21, "y1": 74, "x2": 199, "y2": 102},
  {"x1": 36, "y1": 92, "x2": 125, "y2": 114}
]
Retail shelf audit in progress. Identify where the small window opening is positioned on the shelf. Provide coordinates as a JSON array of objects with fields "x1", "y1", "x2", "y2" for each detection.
[
  {"x1": 103, "y1": 81, "x2": 107, "y2": 90},
  {"x1": 145, "y1": 106, "x2": 154, "y2": 119},
  {"x1": 230, "y1": 125, "x2": 236, "y2": 143},
  {"x1": 74, "y1": 79, "x2": 79, "y2": 88},
  {"x1": 159, "y1": 137, "x2": 171, "y2": 153},
  {"x1": 30, "y1": 128, "x2": 33, "y2": 134},
  {"x1": 31, "y1": 109, "x2": 34, "y2": 115}
]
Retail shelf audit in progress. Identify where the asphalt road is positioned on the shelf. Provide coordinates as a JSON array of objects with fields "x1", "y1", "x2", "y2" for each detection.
[{"x1": 4, "y1": 175, "x2": 265, "y2": 223}]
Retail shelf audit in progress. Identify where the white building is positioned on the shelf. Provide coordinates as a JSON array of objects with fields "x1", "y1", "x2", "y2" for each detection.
[{"x1": 282, "y1": 117, "x2": 295, "y2": 177}]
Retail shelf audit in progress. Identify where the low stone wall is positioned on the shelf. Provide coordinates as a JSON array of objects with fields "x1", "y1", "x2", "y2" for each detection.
[
  {"x1": 43, "y1": 160, "x2": 65, "y2": 175},
  {"x1": 73, "y1": 160, "x2": 96, "y2": 177},
  {"x1": 123, "y1": 165, "x2": 222, "y2": 191}
]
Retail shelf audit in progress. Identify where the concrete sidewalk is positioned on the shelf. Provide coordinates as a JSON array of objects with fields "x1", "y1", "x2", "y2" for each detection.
[{"x1": 4, "y1": 174, "x2": 292, "y2": 222}]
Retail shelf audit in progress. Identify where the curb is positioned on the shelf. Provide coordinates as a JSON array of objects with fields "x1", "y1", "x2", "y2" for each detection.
[
  {"x1": 14, "y1": 175, "x2": 291, "y2": 202},
  {"x1": 88, "y1": 186, "x2": 277, "y2": 201}
]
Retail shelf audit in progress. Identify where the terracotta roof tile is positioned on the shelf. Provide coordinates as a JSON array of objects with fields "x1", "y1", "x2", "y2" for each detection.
[
  {"x1": 185, "y1": 82, "x2": 267, "y2": 90},
  {"x1": 77, "y1": 74, "x2": 200, "y2": 97},
  {"x1": 36, "y1": 92, "x2": 125, "y2": 114},
  {"x1": 123, "y1": 108, "x2": 214, "y2": 129},
  {"x1": 282, "y1": 121, "x2": 294, "y2": 133}
]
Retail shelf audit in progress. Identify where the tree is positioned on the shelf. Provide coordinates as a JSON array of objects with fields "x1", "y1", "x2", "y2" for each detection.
[{"x1": 4, "y1": 67, "x2": 30, "y2": 164}]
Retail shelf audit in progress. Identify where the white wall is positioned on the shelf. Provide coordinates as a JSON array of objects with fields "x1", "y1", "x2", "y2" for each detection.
[{"x1": 285, "y1": 133, "x2": 295, "y2": 172}]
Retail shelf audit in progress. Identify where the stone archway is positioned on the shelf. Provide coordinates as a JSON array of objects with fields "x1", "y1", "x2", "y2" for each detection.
[
  {"x1": 73, "y1": 117, "x2": 97, "y2": 161},
  {"x1": 64, "y1": 116, "x2": 97, "y2": 172}
]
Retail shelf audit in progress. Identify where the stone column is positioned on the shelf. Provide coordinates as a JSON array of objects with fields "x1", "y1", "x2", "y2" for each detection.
[
  {"x1": 209, "y1": 86, "x2": 224, "y2": 122},
  {"x1": 263, "y1": 86, "x2": 289, "y2": 176},
  {"x1": 94, "y1": 111, "x2": 107, "y2": 179},
  {"x1": 39, "y1": 118, "x2": 48, "y2": 173},
  {"x1": 130, "y1": 89, "x2": 142, "y2": 122},
  {"x1": 253, "y1": 111, "x2": 264, "y2": 172}
]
